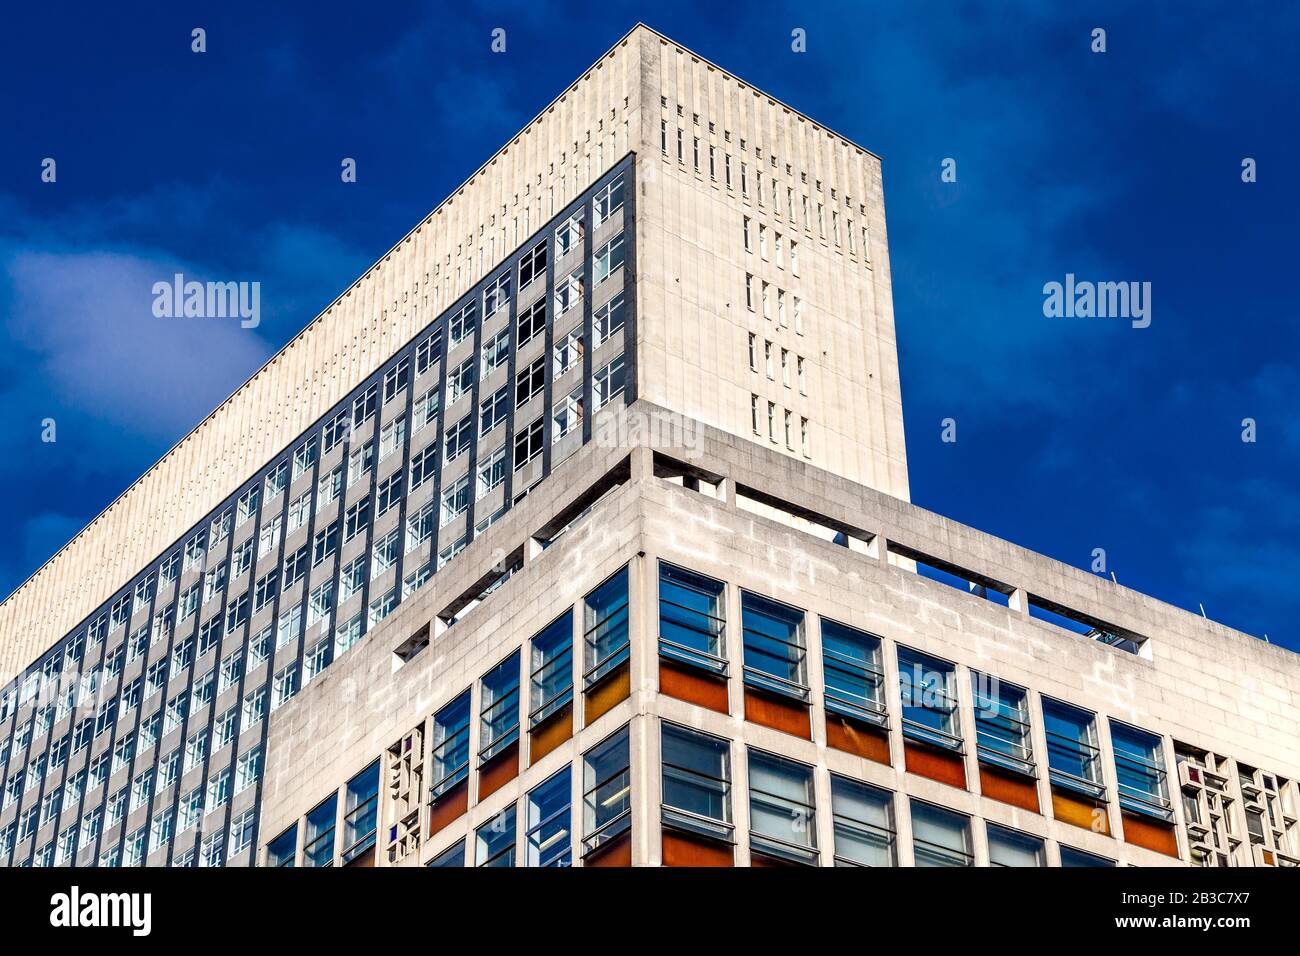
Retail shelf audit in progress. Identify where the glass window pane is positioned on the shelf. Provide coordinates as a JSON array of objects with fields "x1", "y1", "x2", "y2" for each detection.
[
  {"x1": 896, "y1": 647, "x2": 960, "y2": 749},
  {"x1": 986, "y1": 823, "x2": 1044, "y2": 866},
  {"x1": 530, "y1": 612, "x2": 573, "y2": 726},
  {"x1": 584, "y1": 567, "x2": 630, "y2": 687},
  {"x1": 526, "y1": 767, "x2": 572, "y2": 867},
  {"x1": 747, "y1": 750, "x2": 816, "y2": 861},
  {"x1": 659, "y1": 564, "x2": 726, "y2": 671},
  {"x1": 909, "y1": 800, "x2": 972, "y2": 867},
  {"x1": 741, "y1": 592, "x2": 807, "y2": 697},
  {"x1": 821, "y1": 620, "x2": 885, "y2": 723},
  {"x1": 661, "y1": 724, "x2": 730, "y2": 826},
  {"x1": 476, "y1": 805, "x2": 516, "y2": 867},
  {"x1": 831, "y1": 775, "x2": 895, "y2": 866},
  {"x1": 583, "y1": 727, "x2": 631, "y2": 851}
]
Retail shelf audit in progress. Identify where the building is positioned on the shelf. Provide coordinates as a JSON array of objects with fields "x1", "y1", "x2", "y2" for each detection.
[{"x1": 0, "y1": 24, "x2": 1296, "y2": 869}]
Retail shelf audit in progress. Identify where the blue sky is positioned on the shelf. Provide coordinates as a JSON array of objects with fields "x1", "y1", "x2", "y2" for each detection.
[{"x1": 1, "y1": 2, "x2": 1296, "y2": 650}]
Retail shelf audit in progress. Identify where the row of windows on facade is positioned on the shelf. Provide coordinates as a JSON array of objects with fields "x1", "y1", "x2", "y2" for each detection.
[
  {"x1": 0, "y1": 177, "x2": 635, "y2": 868},
  {"x1": 267, "y1": 565, "x2": 632, "y2": 866},
  {"x1": 267, "y1": 559, "x2": 1232, "y2": 868},
  {"x1": 751, "y1": 396, "x2": 811, "y2": 458},
  {"x1": 401, "y1": 108, "x2": 630, "y2": 323},
  {"x1": 654, "y1": 561, "x2": 1183, "y2": 828},
  {"x1": 0, "y1": 174, "x2": 632, "y2": 728},
  {"x1": 659, "y1": 106, "x2": 873, "y2": 264},
  {"x1": 749, "y1": 336, "x2": 808, "y2": 393},
  {"x1": 271, "y1": 715, "x2": 1116, "y2": 869}
]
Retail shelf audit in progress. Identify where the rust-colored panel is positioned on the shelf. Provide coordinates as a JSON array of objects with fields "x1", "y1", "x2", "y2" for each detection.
[
  {"x1": 662, "y1": 829, "x2": 734, "y2": 867},
  {"x1": 529, "y1": 703, "x2": 573, "y2": 764},
  {"x1": 743, "y1": 688, "x2": 811, "y2": 740},
  {"x1": 659, "y1": 660, "x2": 729, "y2": 714},
  {"x1": 428, "y1": 780, "x2": 468, "y2": 838},
  {"x1": 980, "y1": 765, "x2": 1040, "y2": 813},
  {"x1": 750, "y1": 851, "x2": 800, "y2": 867},
  {"x1": 477, "y1": 742, "x2": 520, "y2": 801},
  {"x1": 1122, "y1": 811, "x2": 1179, "y2": 857},
  {"x1": 1051, "y1": 788, "x2": 1111, "y2": 836},
  {"x1": 584, "y1": 661, "x2": 630, "y2": 724},
  {"x1": 825, "y1": 715, "x2": 890, "y2": 764},
  {"x1": 904, "y1": 741, "x2": 966, "y2": 789},
  {"x1": 585, "y1": 831, "x2": 632, "y2": 867},
  {"x1": 343, "y1": 845, "x2": 375, "y2": 867}
]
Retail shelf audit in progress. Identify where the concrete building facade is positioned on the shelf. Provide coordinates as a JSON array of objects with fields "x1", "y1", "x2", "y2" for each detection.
[{"x1": 0, "y1": 26, "x2": 1295, "y2": 869}]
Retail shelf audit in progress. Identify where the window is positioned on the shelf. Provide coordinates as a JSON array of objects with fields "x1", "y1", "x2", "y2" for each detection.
[
  {"x1": 1042, "y1": 699, "x2": 1105, "y2": 799},
  {"x1": 553, "y1": 327, "x2": 583, "y2": 376},
  {"x1": 303, "y1": 797, "x2": 337, "y2": 867},
  {"x1": 526, "y1": 767, "x2": 572, "y2": 867},
  {"x1": 896, "y1": 646, "x2": 961, "y2": 751},
  {"x1": 352, "y1": 384, "x2": 378, "y2": 427},
  {"x1": 519, "y1": 240, "x2": 547, "y2": 287},
  {"x1": 593, "y1": 355, "x2": 625, "y2": 411},
  {"x1": 591, "y1": 174, "x2": 625, "y2": 227},
  {"x1": 481, "y1": 329, "x2": 511, "y2": 378},
  {"x1": 483, "y1": 273, "x2": 510, "y2": 319},
  {"x1": 229, "y1": 808, "x2": 257, "y2": 861},
  {"x1": 831, "y1": 776, "x2": 896, "y2": 866},
  {"x1": 347, "y1": 441, "x2": 373, "y2": 487},
  {"x1": 440, "y1": 475, "x2": 470, "y2": 527},
  {"x1": 1110, "y1": 721, "x2": 1172, "y2": 820},
  {"x1": 479, "y1": 652, "x2": 520, "y2": 763},
  {"x1": 821, "y1": 620, "x2": 886, "y2": 727},
  {"x1": 593, "y1": 234, "x2": 625, "y2": 283},
  {"x1": 658, "y1": 563, "x2": 726, "y2": 675},
  {"x1": 479, "y1": 385, "x2": 510, "y2": 435},
  {"x1": 1060, "y1": 845, "x2": 1115, "y2": 867},
  {"x1": 582, "y1": 727, "x2": 631, "y2": 853},
  {"x1": 379, "y1": 416, "x2": 406, "y2": 461},
  {"x1": 205, "y1": 767, "x2": 231, "y2": 813},
  {"x1": 971, "y1": 671, "x2": 1034, "y2": 776},
  {"x1": 516, "y1": 356, "x2": 545, "y2": 406},
  {"x1": 268, "y1": 826, "x2": 297, "y2": 867},
  {"x1": 661, "y1": 724, "x2": 732, "y2": 841},
  {"x1": 444, "y1": 416, "x2": 472, "y2": 463},
  {"x1": 272, "y1": 663, "x2": 299, "y2": 710},
  {"x1": 530, "y1": 612, "x2": 573, "y2": 727},
  {"x1": 407, "y1": 447, "x2": 437, "y2": 496},
  {"x1": 323, "y1": 410, "x2": 350, "y2": 453},
  {"x1": 584, "y1": 567, "x2": 629, "y2": 689},
  {"x1": 236, "y1": 746, "x2": 263, "y2": 793},
  {"x1": 343, "y1": 497, "x2": 370, "y2": 543},
  {"x1": 293, "y1": 437, "x2": 318, "y2": 479},
  {"x1": 448, "y1": 302, "x2": 475, "y2": 348},
  {"x1": 447, "y1": 357, "x2": 475, "y2": 405},
  {"x1": 476, "y1": 805, "x2": 516, "y2": 867},
  {"x1": 517, "y1": 298, "x2": 546, "y2": 346},
  {"x1": 342, "y1": 760, "x2": 380, "y2": 863},
  {"x1": 428, "y1": 840, "x2": 465, "y2": 867},
  {"x1": 986, "y1": 823, "x2": 1045, "y2": 866},
  {"x1": 476, "y1": 446, "x2": 507, "y2": 499},
  {"x1": 909, "y1": 800, "x2": 972, "y2": 867},
  {"x1": 413, "y1": 387, "x2": 439, "y2": 435},
  {"x1": 312, "y1": 520, "x2": 339, "y2": 566},
  {"x1": 741, "y1": 591, "x2": 808, "y2": 701},
  {"x1": 555, "y1": 210, "x2": 583, "y2": 256},
  {"x1": 747, "y1": 750, "x2": 817, "y2": 865},
  {"x1": 514, "y1": 418, "x2": 544, "y2": 467},
  {"x1": 377, "y1": 472, "x2": 403, "y2": 517},
  {"x1": 430, "y1": 691, "x2": 471, "y2": 799}
]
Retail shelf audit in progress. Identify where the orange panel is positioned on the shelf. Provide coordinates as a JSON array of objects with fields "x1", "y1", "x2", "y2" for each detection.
[
  {"x1": 825, "y1": 715, "x2": 890, "y2": 764},
  {"x1": 1051, "y1": 788, "x2": 1111, "y2": 836},
  {"x1": 1122, "y1": 811, "x2": 1180, "y2": 857},
  {"x1": 529, "y1": 703, "x2": 573, "y2": 764},
  {"x1": 904, "y1": 741, "x2": 966, "y2": 789},
  {"x1": 659, "y1": 659, "x2": 730, "y2": 714},
  {"x1": 477, "y1": 742, "x2": 519, "y2": 801},
  {"x1": 979, "y1": 765, "x2": 1040, "y2": 813},
  {"x1": 662, "y1": 829, "x2": 734, "y2": 867},
  {"x1": 744, "y1": 688, "x2": 811, "y2": 739},
  {"x1": 584, "y1": 661, "x2": 631, "y2": 724},
  {"x1": 585, "y1": 831, "x2": 632, "y2": 867},
  {"x1": 428, "y1": 780, "x2": 468, "y2": 838}
]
